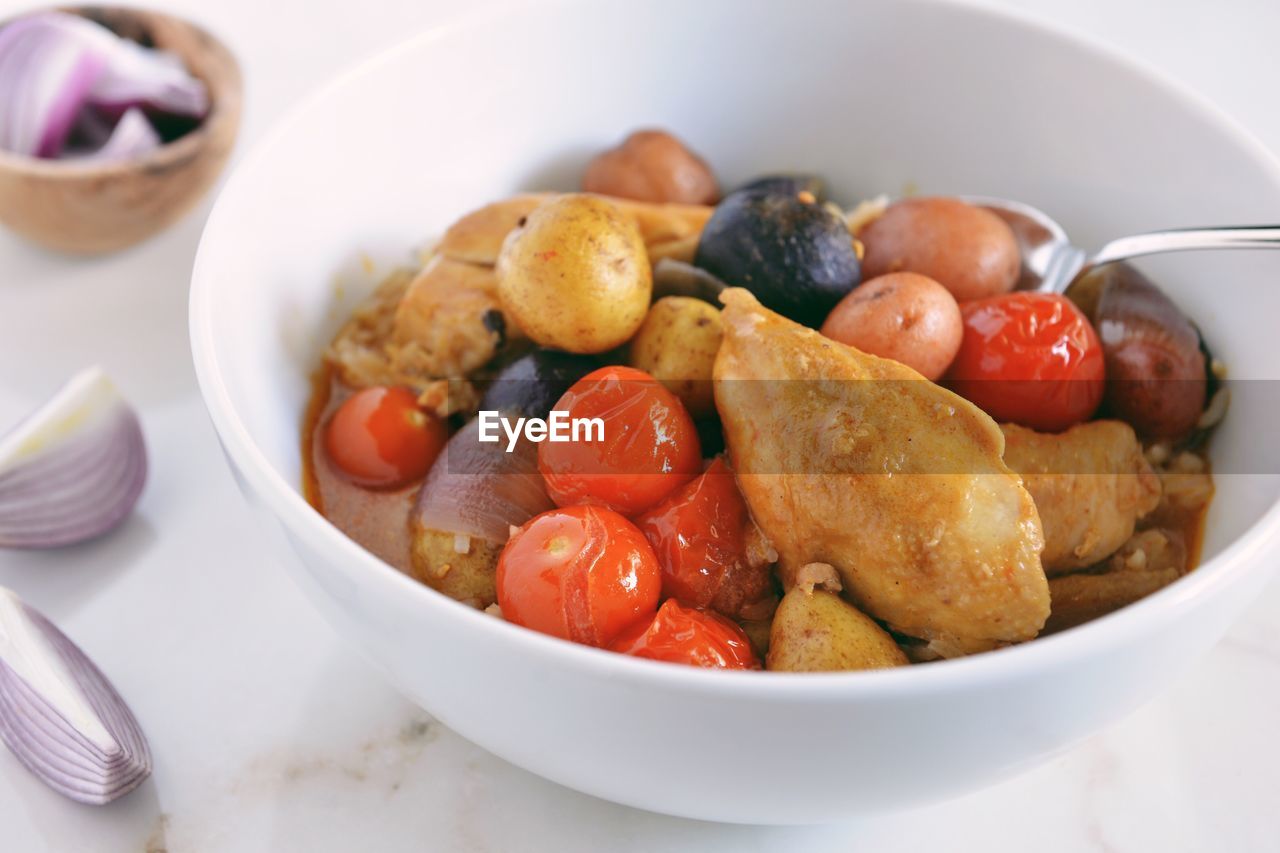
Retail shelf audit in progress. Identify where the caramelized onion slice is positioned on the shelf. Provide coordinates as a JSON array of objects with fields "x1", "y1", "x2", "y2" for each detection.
[
  {"x1": 1069, "y1": 263, "x2": 1207, "y2": 441},
  {"x1": 411, "y1": 417, "x2": 553, "y2": 545}
]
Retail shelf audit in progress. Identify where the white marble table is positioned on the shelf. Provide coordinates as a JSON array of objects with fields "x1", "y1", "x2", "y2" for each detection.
[{"x1": 1, "y1": 0, "x2": 1278, "y2": 849}]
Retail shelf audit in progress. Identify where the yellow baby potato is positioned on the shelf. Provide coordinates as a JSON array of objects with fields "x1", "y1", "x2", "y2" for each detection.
[
  {"x1": 628, "y1": 296, "x2": 722, "y2": 418},
  {"x1": 496, "y1": 194, "x2": 651, "y2": 353},
  {"x1": 767, "y1": 587, "x2": 909, "y2": 672}
]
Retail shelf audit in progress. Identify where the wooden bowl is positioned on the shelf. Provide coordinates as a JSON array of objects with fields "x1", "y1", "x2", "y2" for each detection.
[{"x1": 0, "y1": 7, "x2": 242, "y2": 254}]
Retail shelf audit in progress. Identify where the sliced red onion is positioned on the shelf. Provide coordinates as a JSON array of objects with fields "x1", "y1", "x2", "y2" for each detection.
[
  {"x1": 0, "y1": 587, "x2": 151, "y2": 804},
  {"x1": 74, "y1": 106, "x2": 159, "y2": 162},
  {"x1": 86, "y1": 38, "x2": 208, "y2": 118},
  {"x1": 0, "y1": 367, "x2": 147, "y2": 549},
  {"x1": 413, "y1": 417, "x2": 553, "y2": 545},
  {"x1": 0, "y1": 12, "x2": 206, "y2": 159},
  {"x1": 0, "y1": 14, "x2": 106, "y2": 157}
]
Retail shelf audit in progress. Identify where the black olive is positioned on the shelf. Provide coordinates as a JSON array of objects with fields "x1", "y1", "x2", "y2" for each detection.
[
  {"x1": 694, "y1": 189, "x2": 860, "y2": 327},
  {"x1": 477, "y1": 349, "x2": 601, "y2": 419},
  {"x1": 734, "y1": 174, "x2": 825, "y2": 199}
]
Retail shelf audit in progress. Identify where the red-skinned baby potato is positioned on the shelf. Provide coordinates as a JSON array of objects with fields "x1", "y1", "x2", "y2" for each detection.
[
  {"x1": 858, "y1": 197, "x2": 1021, "y2": 301},
  {"x1": 819, "y1": 272, "x2": 963, "y2": 379},
  {"x1": 583, "y1": 129, "x2": 719, "y2": 205}
]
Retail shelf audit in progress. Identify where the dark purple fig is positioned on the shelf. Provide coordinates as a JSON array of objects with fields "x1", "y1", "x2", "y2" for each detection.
[
  {"x1": 694, "y1": 188, "x2": 860, "y2": 327},
  {"x1": 477, "y1": 349, "x2": 600, "y2": 420},
  {"x1": 733, "y1": 174, "x2": 825, "y2": 200}
]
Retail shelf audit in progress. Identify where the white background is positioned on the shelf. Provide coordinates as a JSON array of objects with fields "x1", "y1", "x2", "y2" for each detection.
[{"x1": 2, "y1": 0, "x2": 1279, "y2": 850}]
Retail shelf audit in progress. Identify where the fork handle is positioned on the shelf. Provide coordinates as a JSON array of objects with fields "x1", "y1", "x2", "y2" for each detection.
[{"x1": 1091, "y1": 225, "x2": 1280, "y2": 267}]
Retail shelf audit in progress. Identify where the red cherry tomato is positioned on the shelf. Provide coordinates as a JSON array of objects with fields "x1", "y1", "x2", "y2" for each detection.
[
  {"x1": 634, "y1": 457, "x2": 773, "y2": 619},
  {"x1": 496, "y1": 505, "x2": 661, "y2": 647},
  {"x1": 538, "y1": 366, "x2": 701, "y2": 515},
  {"x1": 609, "y1": 599, "x2": 760, "y2": 669},
  {"x1": 945, "y1": 292, "x2": 1105, "y2": 431},
  {"x1": 324, "y1": 386, "x2": 447, "y2": 488}
]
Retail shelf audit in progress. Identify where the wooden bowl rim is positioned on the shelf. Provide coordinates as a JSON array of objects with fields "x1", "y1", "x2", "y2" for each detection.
[{"x1": 0, "y1": 5, "x2": 242, "y2": 179}]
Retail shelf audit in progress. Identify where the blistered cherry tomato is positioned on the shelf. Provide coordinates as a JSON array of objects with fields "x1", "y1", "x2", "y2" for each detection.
[
  {"x1": 945, "y1": 292, "x2": 1105, "y2": 432},
  {"x1": 538, "y1": 366, "x2": 701, "y2": 515},
  {"x1": 324, "y1": 386, "x2": 446, "y2": 488},
  {"x1": 609, "y1": 599, "x2": 760, "y2": 669},
  {"x1": 496, "y1": 505, "x2": 661, "y2": 647},
  {"x1": 634, "y1": 458, "x2": 773, "y2": 619}
]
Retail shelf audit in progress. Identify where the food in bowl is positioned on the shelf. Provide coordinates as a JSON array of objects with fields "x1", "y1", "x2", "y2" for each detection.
[{"x1": 302, "y1": 128, "x2": 1221, "y2": 672}]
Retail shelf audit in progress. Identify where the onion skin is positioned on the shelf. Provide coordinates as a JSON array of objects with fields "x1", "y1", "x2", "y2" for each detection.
[
  {"x1": 411, "y1": 417, "x2": 553, "y2": 547},
  {"x1": 1069, "y1": 264, "x2": 1207, "y2": 441},
  {"x1": 77, "y1": 105, "x2": 160, "y2": 162},
  {"x1": 0, "y1": 589, "x2": 152, "y2": 804},
  {"x1": 410, "y1": 418, "x2": 554, "y2": 606},
  {"x1": 0, "y1": 367, "x2": 147, "y2": 548}
]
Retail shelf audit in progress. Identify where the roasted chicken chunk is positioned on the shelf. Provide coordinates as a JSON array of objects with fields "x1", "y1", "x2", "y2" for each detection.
[
  {"x1": 325, "y1": 256, "x2": 502, "y2": 416},
  {"x1": 386, "y1": 255, "x2": 507, "y2": 379},
  {"x1": 1002, "y1": 421, "x2": 1161, "y2": 575},
  {"x1": 714, "y1": 289, "x2": 1050, "y2": 654}
]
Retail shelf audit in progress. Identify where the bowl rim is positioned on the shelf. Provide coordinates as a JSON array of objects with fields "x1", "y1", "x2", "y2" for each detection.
[
  {"x1": 190, "y1": 0, "x2": 1280, "y2": 699},
  {"x1": 0, "y1": 5, "x2": 242, "y2": 179}
]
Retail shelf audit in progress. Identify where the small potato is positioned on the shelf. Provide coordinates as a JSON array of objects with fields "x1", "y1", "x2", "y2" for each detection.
[
  {"x1": 859, "y1": 197, "x2": 1020, "y2": 301},
  {"x1": 766, "y1": 587, "x2": 908, "y2": 672},
  {"x1": 819, "y1": 272, "x2": 962, "y2": 380},
  {"x1": 409, "y1": 528, "x2": 502, "y2": 609},
  {"x1": 583, "y1": 129, "x2": 719, "y2": 205},
  {"x1": 629, "y1": 296, "x2": 723, "y2": 417},
  {"x1": 496, "y1": 194, "x2": 651, "y2": 353}
]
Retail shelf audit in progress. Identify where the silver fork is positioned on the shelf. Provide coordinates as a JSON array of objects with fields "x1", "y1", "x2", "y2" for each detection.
[{"x1": 959, "y1": 195, "x2": 1280, "y2": 293}]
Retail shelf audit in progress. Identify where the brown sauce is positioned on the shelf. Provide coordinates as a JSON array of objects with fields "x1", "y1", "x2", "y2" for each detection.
[{"x1": 302, "y1": 365, "x2": 416, "y2": 574}]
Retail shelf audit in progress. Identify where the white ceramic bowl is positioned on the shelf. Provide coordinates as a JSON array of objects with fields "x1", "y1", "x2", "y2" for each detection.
[{"x1": 190, "y1": 0, "x2": 1280, "y2": 823}]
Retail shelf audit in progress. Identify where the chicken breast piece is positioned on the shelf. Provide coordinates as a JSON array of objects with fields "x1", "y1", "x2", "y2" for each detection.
[
  {"x1": 386, "y1": 255, "x2": 506, "y2": 379},
  {"x1": 714, "y1": 289, "x2": 1049, "y2": 653},
  {"x1": 1002, "y1": 422, "x2": 1161, "y2": 576}
]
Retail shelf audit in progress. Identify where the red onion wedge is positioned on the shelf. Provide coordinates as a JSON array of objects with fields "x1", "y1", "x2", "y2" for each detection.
[
  {"x1": 0, "y1": 12, "x2": 207, "y2": 159},
  {"x1": 412, "y1": 417, "x2": 554, "y2": 547},
  {"x1": 0, "y1": 367, "x2": 147, "y2": 549},
  {"x1": 0, "y1": 587, "x2": 152, "y2": 804},
  {"x1": 75, "y1": 106, "x2": 160, "y2": 162}
]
